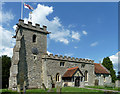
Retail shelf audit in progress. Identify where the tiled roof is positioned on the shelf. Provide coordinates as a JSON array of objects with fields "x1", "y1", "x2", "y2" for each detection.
[
  {"x1": 62, "y1": 66, "x2": 81, "y2": 77},
  {"x1": 94, "y1": 63, "x2": 110, "y2": 74}
]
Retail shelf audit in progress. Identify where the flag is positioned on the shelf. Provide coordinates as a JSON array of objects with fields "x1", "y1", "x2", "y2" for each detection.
[{"x1": 24, "y1": 3, "x2": 34, "y2": 10}]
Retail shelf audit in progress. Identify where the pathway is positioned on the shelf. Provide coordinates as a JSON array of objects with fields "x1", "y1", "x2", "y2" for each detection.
[{"x1": 80, "y1": 87, "x2": 120, "y2": 93}]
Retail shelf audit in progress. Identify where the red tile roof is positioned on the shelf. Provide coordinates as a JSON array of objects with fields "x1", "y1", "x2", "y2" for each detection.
[
  {"x1": 94, "y1": 63, "x2": 110, "y2": 74},
  {"x1": 62, "y1": 66, "x2": 83, "y2": 77},
  {"x1": 68, "y1": 66, "x2": 79, "y2": 70}
]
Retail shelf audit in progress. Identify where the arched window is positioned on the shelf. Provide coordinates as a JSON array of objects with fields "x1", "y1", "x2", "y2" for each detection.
[
  {"x1": 33, "y1": 34, "x2": 36, "y2": 43},
  {"x1": 84, "y1": 71, "x2": 88, "y2": 81},
  {"x1": 103, "y1": 75, "x2": 106, "y2": 82},
  {"x1": 56, "y1": 73, "x2": 60, "y2": 82}
]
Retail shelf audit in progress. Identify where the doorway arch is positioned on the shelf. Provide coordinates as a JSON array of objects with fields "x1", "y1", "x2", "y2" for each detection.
[{"x1": 75, "y1": 77, "x2": 80, "y2": 87}]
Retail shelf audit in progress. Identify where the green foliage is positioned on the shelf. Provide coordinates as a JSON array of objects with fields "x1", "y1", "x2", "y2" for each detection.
[
  {"x1": 1, "y1": 55, "x2": 11, "y2": 88},
  {"x1": 102, "y1": 57, "x2": 117, "y2": 83}
]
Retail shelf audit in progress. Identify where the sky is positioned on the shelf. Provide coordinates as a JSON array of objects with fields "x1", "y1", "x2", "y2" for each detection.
[{"x1": 0, "y1": 2, "x2": 119, "y2": 74}]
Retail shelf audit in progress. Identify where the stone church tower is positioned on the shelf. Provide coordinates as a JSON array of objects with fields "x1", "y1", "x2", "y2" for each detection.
[
  {"x1": 9, "y1": 19, "x2": 112, "y2": 90},
  {"x1": 9, "y1": 19, "x2": 50, "y2": 90}
]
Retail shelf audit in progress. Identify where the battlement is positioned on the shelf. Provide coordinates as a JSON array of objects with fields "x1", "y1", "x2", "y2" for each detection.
[
  {"x1": 42, "y1": 53, "x2": 94, "y2": 63},
  {"x1": 16, "y1": 19, "x2": 50, "y2": 34}
]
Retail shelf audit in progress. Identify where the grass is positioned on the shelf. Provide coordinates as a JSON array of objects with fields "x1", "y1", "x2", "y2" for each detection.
[
  {"x1": 1, "y1": 87, "x2": 120, "y2": 94},
  {"x1": 0, "y1": 87, "x2": 104, "y2": 93},
  {"x1": 0, "y1": 88, "x2": 19, "y2": 93},
  {"x1": 61, "y1": 87, "x2": 104, "y2": 92},
  {"x1": 85, "y1": 86, "x2": 120, "y2": 91}
]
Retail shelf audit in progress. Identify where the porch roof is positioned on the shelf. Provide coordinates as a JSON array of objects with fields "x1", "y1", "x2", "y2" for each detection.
[{"x1": 62, "y1": 66, "x2": 83, "y2": 77}]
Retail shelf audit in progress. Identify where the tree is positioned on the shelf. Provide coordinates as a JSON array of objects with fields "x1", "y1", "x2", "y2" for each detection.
[
  {"x1": 102, "y1": 57, "x2": 116, "y2": 83},
  {"x1": 1, "y1": 55, "x2": 11, "y2": 88}
]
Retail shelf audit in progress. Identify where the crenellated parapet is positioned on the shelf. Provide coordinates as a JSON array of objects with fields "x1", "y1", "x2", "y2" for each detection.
[
  {"x1": 42, "y1": 53, "x2": 94, "y2": 64},
  {"x1": 18, "y1": 19, "x2": 50, "y2": 33},
  {"x1": 13, "y1": 19, "x2": 50, "y2": 38}
]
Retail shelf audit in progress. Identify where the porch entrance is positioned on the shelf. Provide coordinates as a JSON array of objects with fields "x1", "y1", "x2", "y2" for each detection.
[
  {"x1": 75, "y1": 77, "x2": 80, "y2": 87},
  {"x1": 52, "y1": 84, "x2": 55, "y2": 88}
]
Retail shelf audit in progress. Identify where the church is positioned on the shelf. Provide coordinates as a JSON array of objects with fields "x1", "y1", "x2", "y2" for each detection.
[{"x1": 9, "y1": 19, "x2": 111, "y2": 90}]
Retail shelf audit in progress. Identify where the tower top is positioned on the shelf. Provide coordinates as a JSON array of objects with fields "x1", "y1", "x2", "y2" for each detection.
[{"x1": 13, "y1": 19, "x2": 50, "y2": 38}]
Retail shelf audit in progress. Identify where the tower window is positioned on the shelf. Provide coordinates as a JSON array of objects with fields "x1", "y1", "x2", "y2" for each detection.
[
  {"x1": 60, "y1": 62, "x2": 65, "y2": 67},
  {"x1": 33, "y1": 34, "x2": 36, "y2": 43},
  {"x1": 56, "y1": 73, "x2": 60, "y2": 82},
  {"x1": 84, "y1": 71, "x2": 88, "y2": 81},
  {"x1": 33, "y1": 55, "x2": 37, "y2": 60}
]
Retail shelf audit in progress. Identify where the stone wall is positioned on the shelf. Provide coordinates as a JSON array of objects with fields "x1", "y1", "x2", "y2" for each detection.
[
  {"x1": 42, "y1": 54, "x2": 95, "y2": 88},
  {"x1": 9, "y1": 19, "x2": 50, "y2": 90}
]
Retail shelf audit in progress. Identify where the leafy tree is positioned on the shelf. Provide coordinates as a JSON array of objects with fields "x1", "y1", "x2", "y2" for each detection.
[
  {"x1": 1, "y1": 55, "x2": 11, "y2": 88},
  {"x1": 102, "y1": 57, "x2": 116, "y2": 83}
]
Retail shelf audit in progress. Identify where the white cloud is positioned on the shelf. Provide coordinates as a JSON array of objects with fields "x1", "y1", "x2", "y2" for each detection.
[
  {"x1": 82, "y1": 30, "x2": 87, "y2": 35},
  {"x1": 49, "y1": 29, "x2": 70, "y2": 44},
  {"x1": 0, "y1": 47, "x2": 13, "y2": 57},
  {"x1": 64, "y1": 53, "x2": 73, "y2": 57},
  {"x1": 24, "y1": 4, "x2": 80, "y2": 44},
  {"x1": 109, "y1": 51, "x2": 120, "y2": 74},
  {"x1": 74, "y1": 46, "x2": 78, "y2": 49},
  {"x1": 0, "y1": 10, "x2": 14, "y2": 24},
  {"x1": 68, "y1": 24, "x2": 76, "y2": 28},
  {"x1": 13, "y1": 25, "x2": 17, "y2": 31},
  {"x1": 0, "y1": 25, "x2": 15, "y2": 57},
  {"x1": 71, "y1": 31, "x2": 80, "y2": 41},
  {"x1": 0, "y1": 8, "x2": 15, "y2": 57},
  {"x1": 47, "y1": 51, "x2": 52, "y2": 55},
  {"x1": 90, "y1": 42, "x2": 98, "y2": 47}
]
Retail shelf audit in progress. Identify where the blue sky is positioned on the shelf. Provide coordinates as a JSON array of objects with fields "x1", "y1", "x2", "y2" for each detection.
[{"x1": 0, "y1": 2, "x2": 119, "y2": 72}]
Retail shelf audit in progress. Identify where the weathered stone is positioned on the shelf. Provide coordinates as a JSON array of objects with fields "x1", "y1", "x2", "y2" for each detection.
[
  {"x1": 17, "y1": 85, "x2": 20, "y2": 92},
  {"x1": 9, "y1": 19, "x2": 112, "y2": 91},
  {"x1": 42, "y1": 83, "x2": 47, "y2": 90}
]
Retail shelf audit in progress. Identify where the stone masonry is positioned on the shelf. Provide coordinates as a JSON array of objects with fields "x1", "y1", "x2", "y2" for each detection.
[
  {"x1": 9, "y1": 19, "x2": 50, "y2": 90},
  {"x1": 9, "y1": 19, "x2": 111, "y2": 90},
  {"x1": 42, "y1": 54, "x2": 95, "y2": 88}
]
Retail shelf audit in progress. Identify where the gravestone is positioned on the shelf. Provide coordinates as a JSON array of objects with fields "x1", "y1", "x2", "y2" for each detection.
[
  {"x1": 42, "y1": 83, "x2": 47, "y2": 90},
  {"x1": 23, "y1": 81, "x2": 26, "y2": 94},
  {"x1": 56, "y1": 85, "x2": 62, "y2": 94},
  {"x1": 17, "y1": 85, "x2": 20, "y2": 92}
]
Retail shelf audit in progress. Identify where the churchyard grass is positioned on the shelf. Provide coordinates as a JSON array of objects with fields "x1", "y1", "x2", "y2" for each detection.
[
  {"x1": 85, "y1": 86, "x2": 120, "y2": 91},
  {"x1": 0, "y1": 89, "x2": 18, "y2": 93},
  {"x1": 1, "y1": 87, "x2": 104, "y2": 93},
  {"x1": 61, "y1": 87, "x2": 103, "y2": 92}
]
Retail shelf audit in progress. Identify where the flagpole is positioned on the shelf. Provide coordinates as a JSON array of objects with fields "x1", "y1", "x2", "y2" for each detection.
[{"x1": 21, "y1": 0, "x2": 23, "y2": 19}]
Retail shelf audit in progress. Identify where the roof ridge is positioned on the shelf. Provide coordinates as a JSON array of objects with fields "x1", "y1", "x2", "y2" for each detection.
[{"x1": 68, "y1": 66, "x2": 79, "y2": 70}]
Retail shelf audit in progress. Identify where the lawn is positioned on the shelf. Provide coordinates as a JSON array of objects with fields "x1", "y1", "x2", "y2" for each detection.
[
  {"x1": 1, "y1": 87, "x2": 120, "y2": 94},
  {"x1": 0, "y1": 87, "x2": 105, "y2": 93},
  {"x1": 85, "y1": 86, "x2": 120, "y2": 91},
  {"x1": 61, "y1": 87, "x2": 103, "y2": 92}
]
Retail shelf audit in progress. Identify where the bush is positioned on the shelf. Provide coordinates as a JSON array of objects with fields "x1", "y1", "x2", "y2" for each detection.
[{"x1": 104, "y1": 83, "x2": 115, "y2": 88}]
